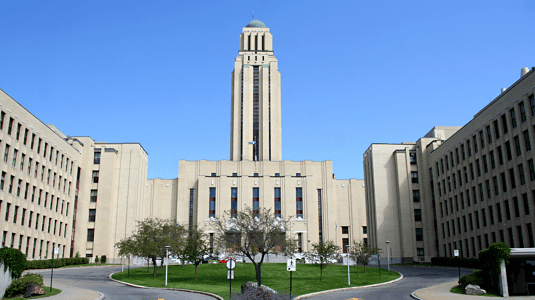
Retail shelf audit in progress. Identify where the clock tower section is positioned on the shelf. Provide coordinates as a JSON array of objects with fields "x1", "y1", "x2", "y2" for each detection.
[{"x1": 230, "y1": 20, "x2": 282, "y2": 162}]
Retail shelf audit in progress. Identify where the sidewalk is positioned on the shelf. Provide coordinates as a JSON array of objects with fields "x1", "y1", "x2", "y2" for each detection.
[
  {"x1": 39, "y1": 281, "x2": 103, "y2": 300},
  {"x1": 413, "y1": 280, "x2": 535, "y2": 300}
]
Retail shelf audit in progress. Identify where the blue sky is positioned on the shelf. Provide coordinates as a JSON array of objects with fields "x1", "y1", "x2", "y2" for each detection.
[{"x1": 1, "y1": 1, "x2": 534, "y2": 180}]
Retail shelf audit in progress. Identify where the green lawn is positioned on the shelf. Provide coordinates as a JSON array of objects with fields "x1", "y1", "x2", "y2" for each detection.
[
  {"x1": 2, "y1": 287, "x2": 61, "y2": 299},
  {"x1": 112, "y1": 263, "x2": 400, "y2": 298}
]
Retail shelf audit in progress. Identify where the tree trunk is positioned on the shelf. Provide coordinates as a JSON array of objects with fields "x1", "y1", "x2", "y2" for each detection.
[
  {"x1": 320, "y1": 267, "x2": 323, "y2": 281},
  {"x1": 364, "y1": 263, "x2": 366, "y2": 273},
  {"x1": 147, "y1": 258, "x2": 150, "y2": 273},
  {"x1": 255, "y1": 263, "x2": 262, "y2": 286},
  {"x1": 194, "y1": 264, "x2": 198, "y2": 281},
  {"x1": 356, "y1": 262, "x2": 359, "y2": 277},
  {"x1": 152, "y1": 255, "x2": 158, "y2": 278}
]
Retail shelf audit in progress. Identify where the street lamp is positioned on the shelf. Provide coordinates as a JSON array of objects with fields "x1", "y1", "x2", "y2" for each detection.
[
  {"x1": 165, "y1": 245, "x2": 170, "y2": 287},
  {"x1": 386, "y1": 241, "x2": 390, "y2": 271},
  {"x1": 346, "y1": 245, "x2": 350, "y2": 285}
]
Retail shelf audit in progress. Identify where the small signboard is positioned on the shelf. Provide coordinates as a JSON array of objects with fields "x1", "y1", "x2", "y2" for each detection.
[
  {"x1": 287, "y1": 258, "x2": 296, "y2": 271},
  {"x1": 53, "y1": 247, "x2": 59, "y2": 255},
  {"x1": 454, "y1": 250, "x2": 459, "y2": 257},
  {"x1": 226, "y1": 259, "x2": 236, "y2": 270},
  {"x1": 227, "y1": 269, "x2": 234, "y2": 279}
]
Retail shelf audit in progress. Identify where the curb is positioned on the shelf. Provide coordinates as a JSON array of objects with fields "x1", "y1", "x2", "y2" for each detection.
[
  {"x1": 108, "y1": 272, "x2": 224, "y2": 300},
  {"x1": 293, "y1": 272, "x2": 404, "y2": 299},
  {"x1": 95, "y1": 291, "x2": 105, "y2": 300},
  {"x1": 410, "y1": 288, "x2": 425, "y2": 300}
]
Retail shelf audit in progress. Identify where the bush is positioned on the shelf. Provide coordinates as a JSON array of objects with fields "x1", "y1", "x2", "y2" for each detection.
[
  {"x1": 230, "y1": 289, "x2": 293, "y2": 300},
  {"x1": 101, "y1": 255, "x2": 107, "y2": 264},
  {"x1": 459, "y1": 270, "x2": 485, "y2": 289},
  {"x1": 479, "y1": 242, "x2": 510, "y2": 290},
  {"x1": 3, "y1": 273, "x2": 43, "y2": 298},
  {"x1": 25, "y1": 256, "x2": 90, "y2": 270},
  {"x1": 95, "y1": 256, "x2": 99, "y2": 263},
  {"x1": 0, "y1": 247, "x2": 27, "y2": 279}
]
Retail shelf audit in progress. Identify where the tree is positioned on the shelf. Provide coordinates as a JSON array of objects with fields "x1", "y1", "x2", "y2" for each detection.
[
  {"x1": 349, "y1": 240, "x2": 379, "y2": 276},
  {"x1": 178, "y1": 225, "x2": 209, "y2": 281},
  {"x1": 305, "y1": 240, "x2": 340, "y2": 281},
  {"x1": 213, "y1": 206, "x2": 295, "y2": 286},
  {"x1": 115, "y1": 218, "x2": 186, "y2": 278}
]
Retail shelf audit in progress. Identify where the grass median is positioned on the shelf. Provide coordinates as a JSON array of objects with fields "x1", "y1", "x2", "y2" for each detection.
[{"x1": 111, "y1": 263, "x2": 400, "y2": 298}]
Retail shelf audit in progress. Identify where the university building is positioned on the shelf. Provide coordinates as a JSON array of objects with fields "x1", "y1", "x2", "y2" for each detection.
[
  {"x1": 365, "y1": 67, "x2": 535, "y2": 263},
  {"x1": 0, "y1": 20, "x2": 367, "y2": 262}
]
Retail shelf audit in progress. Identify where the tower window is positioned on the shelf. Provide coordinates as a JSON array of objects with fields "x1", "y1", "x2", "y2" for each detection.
[
  {"x1": 296, "y1": 188, "x2": 303, "y2": 218},
  {"x1": 209, "y1": 188, "x2": 216, "y2": 218}
]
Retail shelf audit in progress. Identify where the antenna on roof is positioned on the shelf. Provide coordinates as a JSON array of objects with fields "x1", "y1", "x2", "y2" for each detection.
[{"x1": 252, "y1": 10, "x2": 254, "y2": 20}]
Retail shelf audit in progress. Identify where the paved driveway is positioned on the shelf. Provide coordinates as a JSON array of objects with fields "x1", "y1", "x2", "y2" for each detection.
[
  {"x1": 303, "y1": 266, "x2": 473, "y2": 300},
  {"x1": 33, "y1": 266, "x2": 215, "y2": 300}
]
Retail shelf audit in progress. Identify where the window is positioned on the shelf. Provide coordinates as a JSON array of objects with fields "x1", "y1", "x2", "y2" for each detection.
[
  {"x1": 7, "y1": 117, "x2": 13, "y2": 135},
  {"x1": 490, "y1": 151, "x2": 496, "y2": 169},
  {"x1": 493, "y1": 120, "x2": 500, "y2": 139},
  {"x1": 254, "y1": 173, "x2": 259, "y2": 177},
  {"x1": 342, "y1": 238, "x2": 349, "y2": 253},
  {"x1": 296, "y1": 187, "x2": 303, "y2": 218},
  {"x1": 87, "y1": 229, "x2": 94, "y2": 242},
  {"x1": 232, "y1": 188, "x2": 238, "y2": 218},
  {"x1": 411, "y1": 171, "x2": 418, "y2": 183},
  {"x1": 3, "y1": 144, "x2": 9, "y2": 162},
  {"x1": 529, "y1": 159, "x2": 535, "y2": 181},
  {"x1": 493, "y1": 176, "x2": 499, "y2": 196},
  {"x1": 505, "y1": 141, "x2": 512, "y2": 161},
  {"x1": 530, "y1": 94, "x2": 535, "y2": 117},
  {"x1": 410, "y1": 152, "x2": 417, "y2": 164},
  {"x1": 90, "y1": 190, "x2": 97, "y2": 202},
  {"x1": 415, "y1": 228, "x2": 423, "y2": 241},
  {"x1": 341, "y1": 226, "x2": 349, "y2": 234},
  {"x1": 505, "y1": 200, "x2": 511, "y2": 220},
  {"x1": 497, "y1": 146, "x2": 504, "y2": 165},
  {"x1": 514, "y1": 136, "x2": 521, "y2": 156},
  {"x1": 487, "y1": 125, "x2": 493, "y2": 144},
  {"x1": 467, "y1": 140, "x2": 472, "y2": 157},
  {"x1": 519, "y1": 164, "x2": 526, "y2": 185},
  {"x1": 523, "y1": 193, "x2": 530, "y2": 215},
  {"x1": 476, "y1": 159, "x2": 481, "y2": 177},
  {"x1": 363, "y1": 226, "x2": 367, "y2": 234},
  {"x1": 13, "y1": 206, "x2": 18, "y2": 223},
  {"x1": 252, "y1": 187, "x2": 259, "y2": 216},
  {"x1": 414, "y1": 209, "x2": 422, "y2": 222},
  {"x1": 318, "y1": 189, "x2": 323, "y2": 242},
  {"x1": 510, "y1": 108, "x2": 518, "y2": 129},
  {"x1": 413, "y1": 190, "x2": 420, "y2": 202},
  {"x1": 524, "y1": 130, "x2": 532, "y2": 152},
  {"x1": 274, "y1": 173, "x2": 279, "y2": 177},
  {"x1": 88, "y1": 209, "x2": 96, "y2": 222},
  {"x1": 501, "y1": 172, "x2": 507, "y2": 193},
  {"x1": 92, "y1": 171, "x2": 99, "y2": 183},
  {"x1": 456, "y1": 148, "x2": 460, "y2": 163},
  {"x1": 295, "y1": 173, "x2": 301, "y2": 177},
  {"x1": 211, "y1": 173, "x2": 216, "y2": 176},
  {"x1": 461, "y1": 144, "x2": 466, "y2": 160},
  {"x1": 189, "y1": 189, "x2": 194, "y2": 226},
  {"x1": 0, "y1": 172, "x2": 5, "y2": 190},
  {"x1": 489, "y1": 206, "x2": 495, "y2": 225},
  {"x1": 0, "y1": 111, "x2": 4, "y2": 130},
  {"x1": 512, "y1": 198, "x2": 521, "y2": 220},
  {"x1": 470, "y1": 163, "x2": 474, "y2": 180},
  {"x1": 473, "y1": 136, "x2": 478, "y2": 153},
  {"x1": 501, "y1": 114, "x2": 508, "y2": 134},
  {"x1": 520, "y1": 101, "x2": 527, "y2": 122},
  {"x1": 232, "y1": 173, "x2": 238, "y2": 176},
  {"x1": 209, "y1": 187, "x2": 216, "y2": 218}
]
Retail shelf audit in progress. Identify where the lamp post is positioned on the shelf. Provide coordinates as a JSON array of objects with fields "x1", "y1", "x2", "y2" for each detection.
[
  {"x1": 346, "y1": 245, "x2": 350, "y2": 285},
  {"x1": 386, "y1": 241, "x2": 390, "y2": 271},
  {"x1": 165, "y1": 245, "x2": 170, "y2": 287}
]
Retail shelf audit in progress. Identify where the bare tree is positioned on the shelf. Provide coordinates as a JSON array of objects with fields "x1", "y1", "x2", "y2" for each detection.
[
  {"x1": 213, "y1": 206, "x2": 295, "y2": 286},
  {"x1": 305, "y1": 240, "x2": 340, "y2": 281}
]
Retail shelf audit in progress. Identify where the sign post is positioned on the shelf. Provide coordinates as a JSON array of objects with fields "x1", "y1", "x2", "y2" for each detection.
[
  {"x1": 287, "y1": 257, "x2": 296, "y2": 297},
  {"x1": 227, "y1": 259, "x2": 236, "y2": 298},
  {"x1": 50, "y1": 247, "x2": 59, "y2": 292},
  {"x1": 454, "y1": 249, "x2": 460, "y2": 284}
]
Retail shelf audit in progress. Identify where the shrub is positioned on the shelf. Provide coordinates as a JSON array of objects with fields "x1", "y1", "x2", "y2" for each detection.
[
  {"x1": 479, "y1": 242, "x2": 510, "y2": 290},
  {"x1": 3, "y1": 273, "x2": 43, "y2": 298},
  {"x1": 230, "y1": 289, "x2": 293, "y2": 300},
  {"x1": 459, "y1": 270, "x2": 485, "y2": 289},
  {"x1": 95, "y1": 256, "x2": 99, "y2": 263},
  {"x1": 0, "y1": 247, "x2": 27, "y2": 279},
  {"x1": 101, "y1": 255, "x2": 107, "y2": 264}
]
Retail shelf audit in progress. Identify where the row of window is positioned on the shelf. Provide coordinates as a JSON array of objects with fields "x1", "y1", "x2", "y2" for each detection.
[
  {"x1": 1, "y1": 231, "x2": 66, "y2": 259},
  {"x1": 0, "y1": 111, "x2": 74, "y2": 174},
  {"x1": 208, "y1": 172, "x2": 304, "y2": 177},
  {"x1": 205, "y1": 187, "x2": 310, "y2": 219},
  {"x1": 443, "y1": 222, "x2": 535, "y2": 258},
  {"x1": 436, "y1": 95, "x2": 535, "y2": 180},
  {"x1": 0, "y1": 176, "x2": 71, "y2": 213},
  {"x1": 1, "y1": 202, "x2": 68, "y2": 237},
  {"x1": 1, "y1": 165, "x2": 72, "y2": 196}
]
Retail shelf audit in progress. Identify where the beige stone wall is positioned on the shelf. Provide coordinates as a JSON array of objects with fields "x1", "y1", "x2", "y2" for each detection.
[
  {"x1": 177, "y1": 159, "x2": 366, "y2": 252},
  {"x1": 429, "y1": 69, "x2": 535, "y2": 258},
  {"x1": 0, "y1": 89, "x2": 80, "y2": 259}
]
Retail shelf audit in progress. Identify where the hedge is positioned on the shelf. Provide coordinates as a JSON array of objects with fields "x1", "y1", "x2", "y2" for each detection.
[
  {"x1": 459, "y1": 270, "x2": 485, "y2": 288},
  {"x1": 430, "y1": 256, "x2": 481, "y2": 269},
  {"x1": 0, "y1": 247, "x2": 27, "y2": 279},
  {"x1": 26, "y1": 257, "x2": 89, "y2": 270},
  {"x1": 3, "y1": 273, "x2": 43, "y2": 298}
]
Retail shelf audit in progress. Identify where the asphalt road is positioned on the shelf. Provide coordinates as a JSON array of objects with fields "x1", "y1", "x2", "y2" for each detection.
[
  {"x1": 36, "y1": 266, "x2": 214, "y2": 300},
  {"x1": 304, "y1": 266, "x2": 473, "y2": 300}
]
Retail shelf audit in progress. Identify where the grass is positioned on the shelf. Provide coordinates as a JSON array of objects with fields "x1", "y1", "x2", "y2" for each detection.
[
  {"x1": 450, "y1": 285, "x2": 501, "y2": 297},
  {"x1": 112, "y1": 263, "x2": 400, "y2": 298},
  {"x1": 2, "y1": 287, "x2": 61, "y2": 299}
]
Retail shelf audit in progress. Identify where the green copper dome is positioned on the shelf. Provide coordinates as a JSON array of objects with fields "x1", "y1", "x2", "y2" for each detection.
[{"x1": 246, "y1": 20, "x2": 267, "y2": 28}]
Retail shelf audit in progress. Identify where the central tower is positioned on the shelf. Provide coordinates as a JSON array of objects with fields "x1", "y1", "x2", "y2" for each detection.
[{"x1": 230, "y1": 20, "x2": 282, "y2": 162}]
